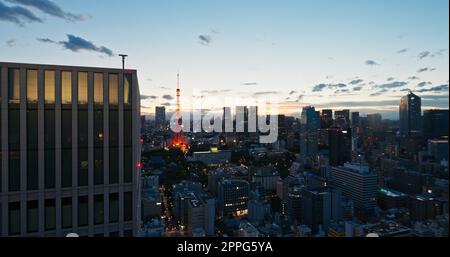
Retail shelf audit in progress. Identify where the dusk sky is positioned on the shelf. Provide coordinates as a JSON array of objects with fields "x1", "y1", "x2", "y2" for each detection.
[{"x1": 1, "y1": 0, "x2": 448, "y2": 119}]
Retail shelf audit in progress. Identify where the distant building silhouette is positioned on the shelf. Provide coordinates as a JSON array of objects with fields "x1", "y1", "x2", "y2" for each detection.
[
  {"x1": 399, "y1": 92, "x2": 422, "y2": 135},
  {"x1": 422, "y1": 109, "x2": 449, "y2": 140}
]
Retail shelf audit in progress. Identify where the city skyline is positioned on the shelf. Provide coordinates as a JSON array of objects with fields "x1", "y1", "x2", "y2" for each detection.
[{"x1": 1, "y1": 0, "x2": 449, "y2": 119}]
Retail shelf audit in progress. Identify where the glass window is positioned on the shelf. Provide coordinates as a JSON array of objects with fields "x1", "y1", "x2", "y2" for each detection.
[
  {"x1": 124, "y1": 74, "x2": 132, "y2": 106},
  {"x1": 124, "y1": 192, "x2": 133, "y2": 222},
  {"x1": 109, "y1": 148, "x2": 118, "y2": 184},
  {"x1": 61, "y1": 71, "x2": 72, "y2": 105},
  {"x1": 78, "y1": 72, "x2": 88, "y2": 105},
  {"x1": 45, "y1": 110, "x2": 56, "y2": 189},
  {"x1": 78, "y1": 148, "x2": 88, "y2": 187},
  {"x1": 124, "y1": 147, "x2": 132, "y2": 183},
  {"x1": 94, "y1": 73, "x2": 103, "y2": 104},
  {"x1": 109, "y1": 109, "x2": 118, "y2": 146},
  {"x1": 27, "y1": 70, "x2": 38, "y2": 103},
  {"x1": 62, "y1": 108, "x2": 72, "y2": 188},
  {"x1": 8, "y1": 68, "x2": 20, "y2": 104},
  {"x1": 44, "y1": 199, "x2": 56, "y2": 231},
  {"x1": 94, "y1": 195, "x2": 104, "y2": 225},
  {"x1": 27, "y1": 150, "x2": 38, "y2": 190},
  {"x1": 62, "y1": 109, "x2": 72, "y2": 148},
  {"x1": 61, "y1": 197, "x2": 72, "y2": 229},
  {"x1": 109, "y1": 74, "x2": 118, "y2": 105},
  {"x1": 78, "y1": 196, "x2": 88, "y2": 227},
  {"x1": 94, "y1": 110, "x2": 104, "y2": 147},
  {"x1": 94, "y1": 148, "x2": 104, "y2": 186},
  {"x1": 9, "y1": 105, "x2": 20, "y2": 191},
  {"x1": 45, "y1": 149, "x2": 55, "y2": 189},
  {"x1": 78, "y1": 110, "x2": 88, "y2": 148},
  {"x1": 109, "y1": 231, "x2": 119, "y2": 237},
  {"x1": 78, "y1": 106, "x2": 88, "y2": 187},
  {"x1": 27, "y1": 108, "x2": 38, "y2": 190},
  {"x1": 124, "y1": 110, "x2": 132, "y2": 146},
  {"x1": 27, "y1": 200, "x2": 38, "y2": 233},
  {"x1": 44, "y1": 70, "x2": 55, "y2": 104},
  {"x1": 8, "y1": 202, "x2": 20, "y2": 235},
  {"x1": 62, "y1": 149, "x2": 72, "y2": 188},
  {"x1": 94, "y1": 110, "x2": 104, "y2": 186},
  {"x1": 109, "y1": 193, "x2": 119, "y2": 223}
]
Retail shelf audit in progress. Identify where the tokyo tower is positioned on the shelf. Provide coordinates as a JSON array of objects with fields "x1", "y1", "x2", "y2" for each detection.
[{"x1": 169, "y1": 73, "x2": 189, "y2": 152}]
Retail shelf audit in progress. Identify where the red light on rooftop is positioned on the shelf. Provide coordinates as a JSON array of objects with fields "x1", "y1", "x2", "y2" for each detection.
[{"x1": 137, "y1": 162, "x2": 142, "y2": 169}]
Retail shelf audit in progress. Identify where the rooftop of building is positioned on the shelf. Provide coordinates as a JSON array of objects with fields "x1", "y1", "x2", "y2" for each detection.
[
  {"x1": 379, "y1": 188, "x2": 408, "y2": 198},
  {"x1": 0, "y1": 61, "x2": 137, "y2": 73}
]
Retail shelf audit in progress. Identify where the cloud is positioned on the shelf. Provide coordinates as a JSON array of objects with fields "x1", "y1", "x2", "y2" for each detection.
[
  {"x1": 37, "y1": 34, "x2": 114, "y2": 56},
  {"x1": 417, "y1": 81, "x2": 431, "y2": 87},
  {"x1": 312, "y1": 84, "x2": 329, "y2": 92},
  {"x1": 369, "y1": 89, "x2": 388, "y2": 97},
  {"x1": 397, "y1": 48, "x2": 408, "y2": 54},
  {"x1": 289, "y1": 90, "x2": 297, "y2": 95},
  {"x1": 141, "y1": 95, "x2": 158, "y2": 100},
  {"x1": 198, "y1": 34, "x2": 212, "y2": 46},
  {"x1": 415, "y1": 84, "x2": 449, "y2": 93},
  {"x1": 201, "y1": 89, "x2": 231, "y2": 95},
  {"x1": 252, "y1": 91, "x2": 279, "y2": 97},
  {"x1": 349, "y1": 79, "x2": 363, "y2": 85},
  {"x1": 6, "y1": 39, "x2": 16, "y2": 47},
  {"x1": 0, "y1": 1, "x2": 42, "y2": 26},
  {"x1": 36, "y1": 37, "x2": 56, "y2": 43},
  {"x1": 408, "y1": 76, "x2": 420, "y2": 80},
  {"x1": 386, "y1": 77, "x2": 395, "y2": 81},
  {"x1": 334, "y1": 89, "x2": 350, "y2": 94},
  {"x1": 365, "y1": 60, "x2": 379, "y2": 66},
  {"x1": 435, "y1": 49, "x2": 447, "y2": 56},
  {"x1": 6, "y1": 0, "x2": 89, "y2": 22},
  {"x1": 159, "y1": 86, "x2": 170, "y2": 90},
  {"x1": 242, "y1": 82, "x2": 258, "y2": 86},
  {"x1": 312, "y1": 83, "x2": 347, "y2": 92},
  {"x1": 160, "y1": 102, "x2": 171, "y2": 106},
  {"x1": 353, "y1": 86, "x2": 363, "y2": 91},
  {"x1": 418, "y1": 51, "x2": 431, "y2": 59},
  {"x1": 417, "y1": 67, "x2": 429, "y2": 73},
  {"x1": 162, "y1": 94, "x2": 174, "y2": 100},
  {"x1": 377, "y1": 81, "x2": 408, "y2": 89}
]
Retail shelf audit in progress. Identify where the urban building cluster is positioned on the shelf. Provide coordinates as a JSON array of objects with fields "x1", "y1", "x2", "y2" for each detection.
[{"x1": 140, "y1": 91, "x2": 449, "y2": 237}]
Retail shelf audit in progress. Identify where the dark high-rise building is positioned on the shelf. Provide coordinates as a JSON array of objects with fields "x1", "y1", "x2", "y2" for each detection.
[
  {"x1": 218, "y1": 179, "x2": 249, "y2": 216},
  {"x1": 399, "y1": 92, "x2": 422, "y2": 135},
  {"x1": 141, "y1": 115, "x2": 147, "y2": 134},
  {"x1": 334, "y1": 110, "x2": 350, "y2": 128},
  {"x1": 301, "y1": 187, "x2": 342, "y2": 234},
  {"x1": 299, "y1": 106, "x2": 320, "y2": 160},
  {"x1": 350, "y1": 112, "x2": 360, "y2": 129},
  {"x1": 366, "y1": 113, "x2": 382, "y2": 132},
  {"x1": 328, "y1": 127, "x2": 351, "y2": 166},
  {"x1": 155, "y1": 106, "x2": 166, "y2": 131},
  {"x1": 0, "y1": 62, "x2": 141, "y2": 237},
  {"x1": 331, "y1": 163, "x2": 378, "y2": 217},
  {"x1": 422, "y1": 109, "x2": 449, "y2": 140},
  {"x1": 320, "y1": 109, "x2": 333, "y2": 129}
]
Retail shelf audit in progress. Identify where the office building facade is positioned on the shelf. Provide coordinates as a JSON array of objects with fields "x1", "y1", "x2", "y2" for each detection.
[
  {"x1": 399, "y1": 92, "x2": 422, "y2": 135},
  {"x1": 0, "y1": 62, "x2": 141, "y2": 237}
]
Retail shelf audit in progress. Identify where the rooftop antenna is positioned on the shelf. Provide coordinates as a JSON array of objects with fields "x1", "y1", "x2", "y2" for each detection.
[{"x1": 119, "y1": 54, "x2": 128, "y2": 70}]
